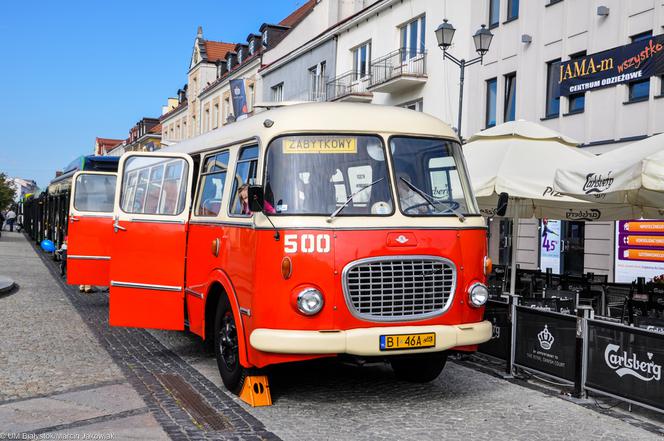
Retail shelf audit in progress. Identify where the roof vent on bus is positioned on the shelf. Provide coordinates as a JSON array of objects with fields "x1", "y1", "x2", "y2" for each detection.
[{"x1": 263, "y1": 119, "x2": 274, "y2": 128}]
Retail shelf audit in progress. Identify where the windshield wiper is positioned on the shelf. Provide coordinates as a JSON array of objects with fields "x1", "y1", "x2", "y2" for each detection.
[
  {"x1": 327, "y1": 177, "x2": 385, "y2": 223},
  {"x1": 399, "y1": 177, "x2": 465, "y2": 222}
]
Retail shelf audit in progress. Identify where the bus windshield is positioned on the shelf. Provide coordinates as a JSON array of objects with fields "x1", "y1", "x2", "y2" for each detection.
[
  {"x1": 265, "y1": 135, "x2": 393, "y2": 216},
  {"x1": 391, "y1": 137, "x2": 478, "y2": 216}
]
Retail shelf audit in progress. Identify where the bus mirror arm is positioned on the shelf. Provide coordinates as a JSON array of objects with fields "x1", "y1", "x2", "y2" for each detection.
[{"x1": 249, "y1": 185, "x2": 280, "y2": 241}]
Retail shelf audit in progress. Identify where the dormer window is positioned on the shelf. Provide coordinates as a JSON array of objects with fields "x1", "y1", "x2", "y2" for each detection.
[
  {"x1": 262, "y1": 31, "x2": 269, "y2": 48},
  {"x1": 249, "y1": 39, "x2": 255, "y2": 55},
  {"x1": 227, "y1": 58, "x2": 232, "y2": 71},
  {"x1": 238, "y1": 50, "x2": 243, "y2": 64}
]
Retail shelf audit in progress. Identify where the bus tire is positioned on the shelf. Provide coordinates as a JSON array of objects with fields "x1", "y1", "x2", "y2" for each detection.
[
  {"x1": 214, "y1": 295, "x2": 247, "y2": 394},
  {"x1": 390, "y1": 351, "x2": 448, "y2": 383}
]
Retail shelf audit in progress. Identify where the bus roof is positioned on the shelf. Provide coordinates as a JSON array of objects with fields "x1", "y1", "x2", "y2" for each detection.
[{"x1": 161, "y1": 102, "x2": 458, "y2": 156}]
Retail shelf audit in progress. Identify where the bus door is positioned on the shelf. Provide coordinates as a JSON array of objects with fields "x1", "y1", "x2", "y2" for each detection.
[
  {"x1": 67, "y1": 171, "x2": 117, "y2": 286},
  {"x1": 109, "y1": 152, "x2": 194, "y2": 330}
]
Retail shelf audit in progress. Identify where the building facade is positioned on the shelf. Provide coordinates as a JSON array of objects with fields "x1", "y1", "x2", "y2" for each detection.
[{"x1": 464, "y1": 0, "x2": 664, "y2": 280}]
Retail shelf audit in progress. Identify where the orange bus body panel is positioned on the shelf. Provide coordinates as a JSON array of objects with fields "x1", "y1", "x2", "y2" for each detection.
[
  {"x1": 186, "y1": 225, "x2": 487, "y2": 369},
  {"x1": 109, "y1": 221, "x2": 187, "y2": 330},
  {"x1": 67, "y1": 216, "x2": 114, "y2": 286}
]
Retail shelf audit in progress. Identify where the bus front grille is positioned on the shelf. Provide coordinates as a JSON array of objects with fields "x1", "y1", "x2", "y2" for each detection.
[{"x1": 342, "y1": 256, "x2": 456, "y2": 321}]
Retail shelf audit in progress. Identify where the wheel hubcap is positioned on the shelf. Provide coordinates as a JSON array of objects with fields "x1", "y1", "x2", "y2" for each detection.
[{"x1": 219, "y1": 312, "x2": 238, "y2": 371}]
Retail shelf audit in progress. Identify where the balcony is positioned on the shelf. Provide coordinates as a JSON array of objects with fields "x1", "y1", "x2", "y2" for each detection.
[
  {"x1": 368, "y1": 48, "x2": 427, "y2": 93},
  {"x1": 326, "y1": 71, "x2": 373, "y2": 103}
]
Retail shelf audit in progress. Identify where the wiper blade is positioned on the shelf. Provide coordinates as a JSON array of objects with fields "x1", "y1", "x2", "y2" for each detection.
[
  {"x1": 327, "y1": 177, "x2": 385, "y2": 223},
  {"x1": 399, "y1": 177, "x2": 465, "y2": 222}
]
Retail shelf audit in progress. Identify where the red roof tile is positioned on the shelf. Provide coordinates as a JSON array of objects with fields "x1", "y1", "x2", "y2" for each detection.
[
  {"x1": 279, "y1": 0, "x2": 317, "y2": 27},
  {"x1": 204, "y1": 41, "x2": 237, "y2": 62},
  {"x1": 149, "y1": 123, "x2": 162, "y2": 134}
]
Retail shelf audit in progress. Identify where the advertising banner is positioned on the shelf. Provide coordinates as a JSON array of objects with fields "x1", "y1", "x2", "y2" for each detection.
[
  {"x1": 478, "y1": 300, "x2": 510, "y2": 360},
  {"x1": 230, "y1": 79, "x2": 249, "y2": 120},
  {"x1": 614, "y1": 220, "x2": 664, "y2": 283},
  {"x1": 540, "y1": 219, "x2": 561, "y2": 274},
  {"x1": 514, "y1": 306, "x2": 577, "y2": 382},
  {"x1": 557, "y1": 34, "x2": 664, "y2": 96},
  {"x1": 586, "y1": 320, "x2": 664, "y2": 411}
]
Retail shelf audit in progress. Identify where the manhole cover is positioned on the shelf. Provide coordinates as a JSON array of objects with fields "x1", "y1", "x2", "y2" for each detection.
[
  {"x1": 156, "y1": 373, "x2": 232, "y2": 431},
  {"x1": 0, "y1": 276, "x2": 15, "y2": 294}
]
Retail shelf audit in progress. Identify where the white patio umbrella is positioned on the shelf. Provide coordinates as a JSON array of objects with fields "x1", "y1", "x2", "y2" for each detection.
[
  {"x1": 464, "y1": 120, "x2": 639, "y2": 294},
  {"x1": 553, "y1": 133, "x2": 664, "y2": 215}
]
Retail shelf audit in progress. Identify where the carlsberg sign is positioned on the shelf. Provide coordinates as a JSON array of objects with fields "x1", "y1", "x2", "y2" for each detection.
[{"x1": 605, "y1": 344, "x2": 662, "y2": 381}]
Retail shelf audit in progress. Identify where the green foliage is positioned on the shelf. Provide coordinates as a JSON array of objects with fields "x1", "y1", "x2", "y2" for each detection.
[{"x1": 0, "y1": 173, "x2": 16, "y2": 211}]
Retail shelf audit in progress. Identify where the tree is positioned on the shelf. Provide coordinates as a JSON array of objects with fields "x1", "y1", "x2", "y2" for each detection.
[{"x1": 0, "y1": 173, "x2": 16, "y2": 211}]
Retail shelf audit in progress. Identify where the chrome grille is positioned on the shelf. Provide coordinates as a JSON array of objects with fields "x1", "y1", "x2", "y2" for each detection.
[{"x1": 342, "y1": 256, "x2": 456, "y2": 321}]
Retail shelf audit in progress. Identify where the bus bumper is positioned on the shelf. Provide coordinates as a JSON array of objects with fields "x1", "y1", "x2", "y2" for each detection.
[{"x1": 249, "y1": 320, "x2": 492, "y2": 356}]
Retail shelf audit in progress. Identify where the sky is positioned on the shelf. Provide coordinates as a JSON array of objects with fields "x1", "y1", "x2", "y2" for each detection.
[{"x1": 0, "y1": 0, "x2": 304, "y2": 188}]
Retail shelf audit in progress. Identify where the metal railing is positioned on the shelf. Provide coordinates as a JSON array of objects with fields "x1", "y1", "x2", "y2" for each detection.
[
  {"x1": 326, "y1": 70, "x2": 371, "y2": 101},
  {"x1": 369, "y1": 48, "x2": 427, "y2": 88}
]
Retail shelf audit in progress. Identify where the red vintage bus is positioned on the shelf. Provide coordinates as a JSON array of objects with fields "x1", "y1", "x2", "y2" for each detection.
[{"x1": 72, "y1": 103, "x2": 491, "y2": 396}]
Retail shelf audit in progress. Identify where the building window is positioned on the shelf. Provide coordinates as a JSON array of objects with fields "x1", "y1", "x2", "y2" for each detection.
[
  {"x1": 507, "y1": 0, "x2": 519, "y2": 20},
  {"x1": 248, "y1": 83, "x2": 255, "y2": 111},
  {"x1": 567, "y1": 51, "x2": 586, "y2": 113},
  {"x1": 213, "y1": 103, "x2": 219, "y2": 128},
  {"x1": 402, "y1": 99, "x2": 423, "y2": 112},
  {"x1": 545, "y1": 59, "x2": 560, "y2": 118},
  {"x1": 249, "y1": 40, "x2": 255, "y2": 55},
  {"x1": 400, "y1": 15, "x2": 426, "y2": 61},
  {"x1": 271, "y1": 83, "x2": 284, "y2": 102},
  {"x1": 504, "y1": 73, "x2": 517, "y2": 122},
  {"x1": 628, "y1": 31, "x2": 652, "y2": 102},
  {"x1": 238, "y1": 50, "x2": 243, "y2": 64},
  {"x1": 486, "y1": 78, "x2": 497, "y2": 128},
  {"x1": 352, "y1": 41, "x2": 371, "y2": 80},
  {"x1": 489, "y1": 0, "x2": 500, "y2": 28},
  {"x1": 309, "y1": 62, "x2": 326, "y2": 101},
  {"x1": 204, "y1": 107, "x2": 210, "y2": 132},
  {"x1": 223, "y1": 97, "x2": 231, "y2": 123}
]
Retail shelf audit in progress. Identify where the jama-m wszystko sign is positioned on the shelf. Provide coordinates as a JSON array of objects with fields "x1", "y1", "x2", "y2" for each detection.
[{"x1": 557, "y1": 34, "x2": 664, "y2": 96}]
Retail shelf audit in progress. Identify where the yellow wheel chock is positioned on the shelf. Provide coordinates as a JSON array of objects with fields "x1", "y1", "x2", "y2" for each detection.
[{"x1": 239, "y1": 375, "x2": 272, "y2": 407}]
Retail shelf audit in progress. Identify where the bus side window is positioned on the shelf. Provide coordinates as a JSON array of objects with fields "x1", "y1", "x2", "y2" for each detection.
[
  {"x1": 120, "y1": 156, "x2": 189, "y2": 216},
  {"x1": 74, "y1": 174, "x2": 117, "y2": 213},
  {"x1": 195, "y1": 151, "x2": 229, "y2": 216},
  {"x1": 229, "y1": 145, "x2": 259, "y2": 216}
]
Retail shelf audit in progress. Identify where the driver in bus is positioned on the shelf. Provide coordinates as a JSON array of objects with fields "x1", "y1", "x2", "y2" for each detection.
[
  {"x1": 396, "y1": 174, "x2": 428, "y2": 214},
  {"x1": 238, "y1": 184, "x2": 275, "y2": 215}
]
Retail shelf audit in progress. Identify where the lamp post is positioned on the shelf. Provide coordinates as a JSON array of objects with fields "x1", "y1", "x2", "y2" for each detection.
[{"x1": 435, "y1": 20, "x2": 494, "y2": 139}]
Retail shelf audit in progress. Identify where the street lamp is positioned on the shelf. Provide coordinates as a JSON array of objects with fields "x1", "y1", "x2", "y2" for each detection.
[{"x1": 436, "y1": 20, "x2": 494, "y2": 139}]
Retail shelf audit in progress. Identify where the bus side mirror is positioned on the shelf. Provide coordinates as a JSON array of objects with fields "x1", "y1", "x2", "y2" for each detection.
[
  {"x1": 248, "y1": 185, "x2": 265, "y2": 212},
  {"x1": 496, "y1": 192, "x2": 509, "y2": 217}
]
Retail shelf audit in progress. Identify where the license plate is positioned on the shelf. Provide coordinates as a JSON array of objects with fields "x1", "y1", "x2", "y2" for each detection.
[{"x1": 379, "y1": 333, "x2": 436, "y2": 351}]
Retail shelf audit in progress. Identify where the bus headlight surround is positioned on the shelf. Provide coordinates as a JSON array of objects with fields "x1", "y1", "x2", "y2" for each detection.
[
  {"x1": 468, "y1": 283, "x2": 489, "y2": 308},
  {"x1": 297, "y1": 288, "x2": 324, "y2": 315}
]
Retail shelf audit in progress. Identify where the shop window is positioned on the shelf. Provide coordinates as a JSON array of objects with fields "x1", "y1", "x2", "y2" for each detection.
[
  {"x1": 489, "y1": 0, "x2": 500, "y2": 28},
  {"x1": 545, "y1": 59, "x2": 561, "y2": 118},
  {"x1": 486, "y1": 78, "x2": 497, "y2": 127},
  {"x1": 506, "y1": 0, "x2": 519, "y2": 21},
  {"x1": 504, "y1": 72, "x2": 517, "y2": 122},
  {"x1": 628, "y1": 31, "x2": 652, "y2": 102}
]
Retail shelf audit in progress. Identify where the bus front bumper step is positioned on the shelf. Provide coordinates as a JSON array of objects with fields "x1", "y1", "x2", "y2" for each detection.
[{"x1": 249, "y1": 320, "x2": 492, "y2": 356}]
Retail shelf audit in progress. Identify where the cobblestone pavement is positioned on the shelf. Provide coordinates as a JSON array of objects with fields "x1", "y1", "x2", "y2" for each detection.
[
  {"x1": 3, "y1": 230, "x2": 664, "y2": 440},
  {"x1": 151, "y1": 329, "x2": 664, "y2": 441}
]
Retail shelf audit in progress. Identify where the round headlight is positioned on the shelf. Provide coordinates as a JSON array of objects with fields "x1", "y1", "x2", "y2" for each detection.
[
  {"x1": 468, "y1": 283, "x2": 489, "y2": 307},
  {"x1": 297, "y1": 288, "x2": 324, "y2": 315}
]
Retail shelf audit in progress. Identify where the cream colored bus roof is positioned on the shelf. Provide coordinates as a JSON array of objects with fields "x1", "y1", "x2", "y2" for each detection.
[{"x1": 161, "y1": 102, "x2": 458, "y2": 155}]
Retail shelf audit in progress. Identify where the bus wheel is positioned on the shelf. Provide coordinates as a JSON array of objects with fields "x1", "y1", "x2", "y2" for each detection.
[
  {"x1": 390, "y1": 351, "x2": 448, "y2": 383},
  {"x1": 214, "y1": 297, "x2": 246, "y2": 394}
]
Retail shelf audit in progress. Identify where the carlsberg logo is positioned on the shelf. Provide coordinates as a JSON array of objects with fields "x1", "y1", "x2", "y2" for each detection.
[
  {"x1": 583, "y1": 172, "x2": 614, "y2": 194},
  {"x1": 604, "y1": 344, "x2": 661, "y2": 382}
]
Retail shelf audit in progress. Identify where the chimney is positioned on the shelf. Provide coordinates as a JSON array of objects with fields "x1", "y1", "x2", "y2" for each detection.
[{"x1": 55, "y1": 171, "x2": 63, "y2": 177}]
